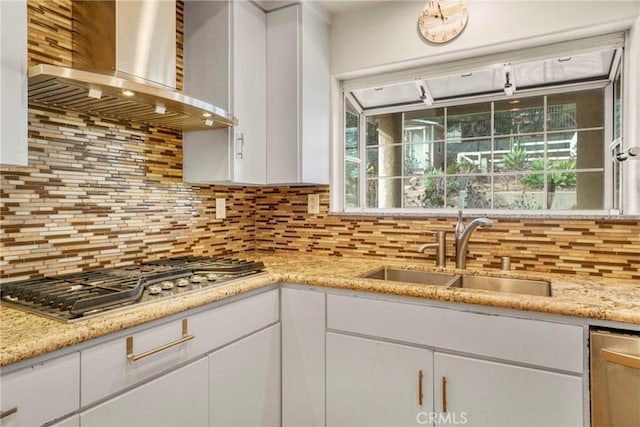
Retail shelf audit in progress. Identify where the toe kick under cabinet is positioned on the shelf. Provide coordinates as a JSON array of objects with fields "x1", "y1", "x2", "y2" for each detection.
[{"x1": 0, "y1": 288, "x2": 279, "y2": 427}]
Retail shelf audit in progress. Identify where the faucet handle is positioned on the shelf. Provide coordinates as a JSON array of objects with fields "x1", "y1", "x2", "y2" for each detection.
[
  {"x1": 417, "y1": 231, "x2": 446, "y2": 267},
  {"x1": 454, "y1": 209, "x2": 464, "y2": 238}
]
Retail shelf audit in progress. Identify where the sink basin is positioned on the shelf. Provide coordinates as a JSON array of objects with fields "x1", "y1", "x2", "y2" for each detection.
[
  {"x1": 362, "y1": 267, "x2": 551, "y2": 297},
  {"x1": 450, "y1": 275, "x2": 551, "y2": 297},
  {"x1": 363, "y1": 268, "x2": 459, "y2": 286}
]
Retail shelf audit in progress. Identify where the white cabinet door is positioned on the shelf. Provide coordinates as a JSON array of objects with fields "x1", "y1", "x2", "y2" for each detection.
[
  {"x1": 433, "y1": 353, "x2": 583, "y2": 427},
  {"x1": 0, "y1": 0, "x2": 28, "y2": 166},
  {"x1": 326, "y1": 332, "x2": 434, "y2": 427},
  {"x1": 49, "y1": 415, "x2": 80, "y2": 427},
  {"x1": 183, "y1": 0, "x2": 266, "y2": 185},
  {"x1": 209, "y1": 324, "x2": 281, "y2": 427},
  {"x1": 182, "y1": 0, "x2": 232, "y2": 183},
  {"x1": 281, "y1": 287, "x2": 326, "y2": 427},
  {"x1": 266, "y1": 3, "x2": 330, "y2": 185},
  {"x1": 80, "y1": 358, "x2": 208, "y2": 427},
  {"x1": 231, "y1": 0, "x2": 266, "y2": 184},
  {"x1": 81, "y1": 317, "x2": 195, "y2": 407},
  {"x1": 0, "y1": 353, "x2": 80, "y2": 427}
]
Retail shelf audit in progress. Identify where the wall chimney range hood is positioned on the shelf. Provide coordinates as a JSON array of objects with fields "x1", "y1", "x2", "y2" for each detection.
[{"x1": 27, "y1": 0, "x2": 236, "y2": 132}]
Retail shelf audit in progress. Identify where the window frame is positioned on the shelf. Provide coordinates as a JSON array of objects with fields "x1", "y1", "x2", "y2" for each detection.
[{"x1": 333, "y1": 39, "x2": 627, "y2": 217}]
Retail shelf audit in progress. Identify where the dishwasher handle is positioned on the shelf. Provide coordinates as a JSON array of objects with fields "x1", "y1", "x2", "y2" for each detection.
[{"x1": 602, "y1": 348, "x2": 640, "y2": 370}]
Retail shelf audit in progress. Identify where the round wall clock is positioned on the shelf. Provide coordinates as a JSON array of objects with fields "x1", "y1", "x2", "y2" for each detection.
[{"x1": 418, "y1": 0, "x2": 469, "y2": 44}]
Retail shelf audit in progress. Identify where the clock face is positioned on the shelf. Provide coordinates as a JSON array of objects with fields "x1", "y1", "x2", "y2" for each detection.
[{"x1": 418, "y1": 0, "x2": 468, "y2": 44}]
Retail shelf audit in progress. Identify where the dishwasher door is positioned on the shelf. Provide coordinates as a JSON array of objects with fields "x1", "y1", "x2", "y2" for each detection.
[{"x1": 590, "y1": 330, "x2": 640, "y2": 427}]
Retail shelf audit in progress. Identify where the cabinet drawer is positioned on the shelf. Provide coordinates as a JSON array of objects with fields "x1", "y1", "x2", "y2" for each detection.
[
  {"x1": 81, "y1": 316, "x2": 193, "y2": 406},
  {"x1": 327, "y1": 294, "x2": 583, "y2": 373},
  {"x1": 188, "y1": 289, "x2": 279, "y2": 357},
  {"x1": 0, "y1": 353, "x2": 80, "y2": 427},
  {"x1": 81, "y1": 289, "x2": 279, "y2": 406}
]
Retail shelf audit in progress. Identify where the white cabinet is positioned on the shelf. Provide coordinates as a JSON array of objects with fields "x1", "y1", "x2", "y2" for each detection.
[
  {"x1": 81, "y1": 317, "x2": 195, "y2": 406},
  {"x1": 80, "y1": 358, "x2": 208, "y2": 427},
  {"x1": 326, "y1": 332, "x2": 434, "y2": 427},
  {"x1": 327, "y1": 293, "x2": 584, "y2": 373},
  {"x1": 183, "y1": 1, "x2": 331, "y2": 185},
  {"x1": 281, "y1": 287, "x2": 326, "y2": 426},
  {"x1": 209, "y1": 324, "x2": 281, "y2": 426},
  {"x1": 78, "y1": 289, "x2": 278, "y2": 426},
  {"x1": 50, "y1": 415, "x2": 80, "y2": 427},
  {"x1": 266, "y1": 3, "x2": 331, "y2": 184},
  {"x1": 325, "y1": 292, "x2": 586, "y2": 427},
  {"x1": 183, "y1": 0, "x2": 266, "y2": 185},
  {"x1": 81, "y1": 289, "x2": 279, "y2": 407},
  {"x1": 434, "y1": 353, "x2": 583, "y2": 427},
  {"x1": 0, "y1": 353, "x2": 80, "y2": 427},
  {"x1": 0, "y1": 0, "x2": 28, "y2": 166}
]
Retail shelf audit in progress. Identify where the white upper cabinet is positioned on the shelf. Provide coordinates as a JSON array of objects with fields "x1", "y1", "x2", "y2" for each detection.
[
  {"x1": 183, "y1": 0, "x2": 266, "y2": 184},
  {"x1": 266, "y1": 3, "x2": 331, "y2": 184},
  {"x1": 183, "y1": 0, "x2": 330, "y2": 185},
  {"x1": 0, "y1": 0, "x2": 28, "y2": 167}
]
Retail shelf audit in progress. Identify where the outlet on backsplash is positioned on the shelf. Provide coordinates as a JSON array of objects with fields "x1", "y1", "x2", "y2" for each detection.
[
  {"x1": 216, "y1": 198, "x2": 226, "y2": 219},
  {"x1": 307, "y1": 194, "x2": 320, "y2": 214}
]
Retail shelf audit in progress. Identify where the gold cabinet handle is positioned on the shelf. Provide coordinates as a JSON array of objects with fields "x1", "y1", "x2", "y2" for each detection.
[
  {"x1": 418, "y1": 370, "x2": 424, "y2": 406},
  {"x1": 127, "y1": 319, "x2": 194, "y2": 362},
  {"x1": 0, "y1": 407, "x2": 18, "y2": 419},
  {"x1": 602, "y1": 348, "x2": 640, "y2": 370},
  {"x1": 442, "y1": 376, "x2": 448, "y2": 413}
]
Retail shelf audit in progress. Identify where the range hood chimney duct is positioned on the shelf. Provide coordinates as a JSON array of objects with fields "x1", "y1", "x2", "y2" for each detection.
[
  {"x1": 27, "y1": 0, "x2": 235, "y2": 131},
  {"x1": 72, "y1": 0, "x2": 176, "y2": 89}
]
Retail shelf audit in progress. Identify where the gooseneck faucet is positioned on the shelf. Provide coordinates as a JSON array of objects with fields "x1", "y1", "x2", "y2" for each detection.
[{"x1": 454, "y1": 210, "x2": 493, "y2": 269}]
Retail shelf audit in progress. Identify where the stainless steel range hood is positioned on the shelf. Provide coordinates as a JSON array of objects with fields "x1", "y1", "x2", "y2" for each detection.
[{"x1": 27, "y1": 0, "x2": 236, "y2": 131}]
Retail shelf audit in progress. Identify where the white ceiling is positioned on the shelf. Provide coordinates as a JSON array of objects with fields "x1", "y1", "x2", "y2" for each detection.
[
  {"x1": 253, "y1": 0, "x2": 378, "y2": 15},
  {"x1": 318, "y1": 0, "x2": 382, "y2": 15}
]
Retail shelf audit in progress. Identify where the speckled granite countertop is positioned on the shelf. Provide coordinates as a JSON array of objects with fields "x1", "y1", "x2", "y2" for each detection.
[{"x1": 2, "y1": 251, "x2": 639, "y2": 367}]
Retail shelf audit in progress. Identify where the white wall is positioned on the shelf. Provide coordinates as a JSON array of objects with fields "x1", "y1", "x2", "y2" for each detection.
[{"x1": 330, "y1": 1, "x2": 640, "y2": 77}]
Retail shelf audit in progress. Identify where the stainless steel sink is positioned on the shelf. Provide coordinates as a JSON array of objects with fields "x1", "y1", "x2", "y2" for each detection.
[
  {"x1": 363, "y1": 268, "x2": 459, "y2": 286},
  {"x1": 449, "y1": 275, "x2": 551, "y2": 297},
  {"x1": 362, "y1": 267, "x2": 551, "y2": 297}
]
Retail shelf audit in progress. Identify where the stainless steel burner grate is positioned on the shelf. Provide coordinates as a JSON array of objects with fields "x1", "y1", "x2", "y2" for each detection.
[{"x1": 1, "y1": 257, "x2": 265, "y2": 322}]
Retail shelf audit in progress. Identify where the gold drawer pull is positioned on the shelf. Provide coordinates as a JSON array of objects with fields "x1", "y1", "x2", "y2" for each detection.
[
  {"x1": 442, "y1": 376, "x2": 448, "y2": 413},
  {"x1": 418, "y1": 370, "x2": 424, "y2": 406},
  {"x1": 0, "y1": 407, "x2": 18, "y2": 419},
  {"x1": 602, "y1": 348, "x2": 640, "y2": 370},
  {"x1": 127, "y1": 319, "x2": 194, "y2": 362}
]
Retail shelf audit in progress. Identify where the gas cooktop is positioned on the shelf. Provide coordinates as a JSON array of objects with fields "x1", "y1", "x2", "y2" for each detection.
[{"x1": 0, "y1": 257, "x2": 266, "y2": 322}]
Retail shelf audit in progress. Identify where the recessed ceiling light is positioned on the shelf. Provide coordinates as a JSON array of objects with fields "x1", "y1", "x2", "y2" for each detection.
[
  {"x1": 122, "y1": 90, "x2": 135, "y2": 97},
  {"x1": 202, "y1": 112, "x2": 212, "y2": 118},
  {"x1": 509, "y1": 100, "x2": 520, "y2": 104}
]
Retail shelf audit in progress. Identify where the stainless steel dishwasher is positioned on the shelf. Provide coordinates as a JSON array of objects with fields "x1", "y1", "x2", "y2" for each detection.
[{"x1": 590, "y1": 329, "x2": 640, "y2": 427}]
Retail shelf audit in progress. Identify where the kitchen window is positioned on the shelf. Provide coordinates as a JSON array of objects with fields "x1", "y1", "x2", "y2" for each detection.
[{"x1": 338, "y1": 35, "x2": 626, "y2": 215}]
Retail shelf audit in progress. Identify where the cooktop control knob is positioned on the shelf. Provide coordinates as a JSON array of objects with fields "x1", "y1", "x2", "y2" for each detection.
[
  {"x1": 206, "y1": 273, "x2": 218, "y2": 281},
  {"x1": 160, "y1": 281, "x2": 174, "y2": 290},
  {"x1": 148, "y1": 285, "x2": 162, "y2": 295},
  {"x1": 176, "y1": 278, "x2": 190, "y2": 287},
  {"x1": 190, "y1": 275, "x2": 204, "y2": 283}
]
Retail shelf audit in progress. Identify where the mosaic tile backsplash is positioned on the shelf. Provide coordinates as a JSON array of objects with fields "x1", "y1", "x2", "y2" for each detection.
[
  {"x1": 254, "y1": 187, "x2": 640, "y2": 281},
  {"x1": 1, "y1": 0, "x2": 639, "y2": 281}
]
